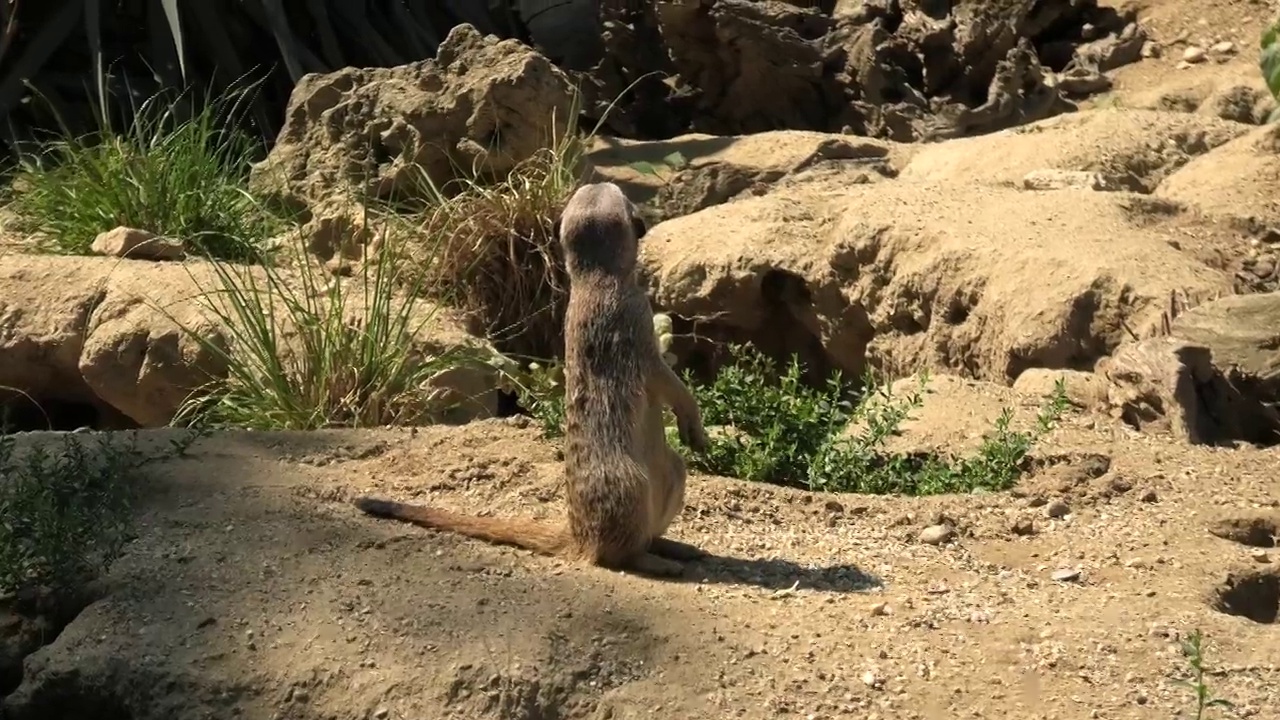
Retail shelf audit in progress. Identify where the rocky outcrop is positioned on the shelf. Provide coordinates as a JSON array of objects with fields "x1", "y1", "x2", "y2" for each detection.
[
  {"x1": 584, "y1": 0, "x2": 1148, "y2": 142},
  {"x1": 637, "y1": 110, "x2": 1246, "y2": 389},
  {"x1": 249, "y1": 24, "x2": 577, "y2": 214},
  {"x1": 0, "y1": 256, "x2": 497, "y2": 430}
]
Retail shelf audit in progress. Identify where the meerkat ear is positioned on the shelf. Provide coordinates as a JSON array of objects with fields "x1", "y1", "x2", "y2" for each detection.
[{"x1": 631, "y1": 213, "x2": 648, "y2": 242}]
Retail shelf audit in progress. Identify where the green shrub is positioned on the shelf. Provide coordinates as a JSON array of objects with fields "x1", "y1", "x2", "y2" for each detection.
[
  {"x1": 0, "y1": 430, "x2": 143, "y2": 594},
  {"x1": 518, "y1": 343, "x2": 1069, "y2": 497},
  {"x1": 1262, "y1": 20, "x2": 1280, "y2": 121},
  {"x1": 167, "y1": 218, "x2": 496, "y2": 431},
  {"x1": 685, "y1": 344, "x2": 1069, "y2": 495},
  {"x1": 5, "y1": 87, "x2": 279, "y2": 261}
]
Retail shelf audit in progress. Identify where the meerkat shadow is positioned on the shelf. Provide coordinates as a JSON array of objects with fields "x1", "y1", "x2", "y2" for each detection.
[
  {"x1": 682, "y1": 555, "x2": 882, "y2": 593},
  {"x1": 647, "y1": 544, "x2": 883, "y2": 593}
]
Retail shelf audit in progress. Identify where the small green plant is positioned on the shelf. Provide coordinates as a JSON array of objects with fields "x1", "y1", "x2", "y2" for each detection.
[
  {"x1": 166, "y1": 216, "x2": 493, "y2": 431},
  {"x1": 0, "y1": 430, "x2": 144, "y2": 594},
  {"x1": 1176, "y1": 629, "x2": 1233, "y2": 719},
  {"x1": 5, "y1": 84, "x2": 280, "y2": 261},
  {"x1": 515, "y1": 360, "x2": 567, "y2": 439},
  {"x1": 1262, "y1": 21, "x2": 1280, "y2": 122},
  {"x1": 684, "y1": 344, "x2": 1069, "y2": 495},
  {"x1": 627, "y1": 151, "x2": 690, "y2": 184}
]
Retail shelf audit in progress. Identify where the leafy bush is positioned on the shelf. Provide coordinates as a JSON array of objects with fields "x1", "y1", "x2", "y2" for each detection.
[
  {"x1": 167, "y1": 219, "x2": 495, "y2": 431},
  {"x1": 519, "y1": 343, "x2": 1069, "y2": 496},
  {"x1": 0, "y1": 430, "x2": 143, "y2": 594},
  {"x1": 4, "y1": 87, "x2": 279, "y2": 261},
  {"x1": 1262, "y1": 20, "x2": 1280, "y2": 121},
  {"x1": 686, "y1": 345, "x2": 1069, "y2": 495}
]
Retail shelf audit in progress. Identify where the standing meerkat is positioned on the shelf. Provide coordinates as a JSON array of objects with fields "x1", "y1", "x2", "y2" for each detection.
[{"x1": 352, "y1": 181, "x2": 709, "y2": 577}]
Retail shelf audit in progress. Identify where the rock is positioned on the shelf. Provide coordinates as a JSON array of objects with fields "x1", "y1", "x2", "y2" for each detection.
[
  {"x1": 249, "y1": 24, "x2": 576, "y2": 212},
  {"x1": 0, "y1": 255, "x2": 498, "y2": 428},
  {"x1": 1051, "y1": 568, "x2": 1082, "y2": 582},
  {"x1": 1139, "y1": 489, "x2": 1159, "y2": 503},
  {"x1": 643, "y1": 121, "x2": 1239, "y2": 386},
  {"x1": 1046, "y1": 500, "x2": 1071, "y2": 519},
  {"x1": 1182, "y1": 46, "x2": 1206, "y2": 63},
  {"x1": 90, "y1": 227, "x2": 184, "y2": 262},
  {"x1": 587, "y1": 131, "x2": 901, "y2": 221},
  {"x1": 919, "y1": 524, "x2": 956, "y2": 545},
  {"x1": 1021, "y1": 169, "x2": 1105, "y2": 191},
  {"x1": 1210, "y1": 41, "x2": 1235, "y2": 55},
  {"x1": 902, "y1": 109, "x2": 1247, "y2": 192},
  {"x1": 1169, "y1": 292, "x2": 1280, "y2": 436},
  {"x1": 1097, "y1": 337, "x2": 1279, "y2": 446},
  {"x1": 1011, "y1": 518, "x2": 1036, "y2": 536}
]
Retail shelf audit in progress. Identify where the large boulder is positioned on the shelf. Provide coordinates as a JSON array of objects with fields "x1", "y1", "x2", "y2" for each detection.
[
  {"x1": 249, "y1": 24, "x2": 576, "y2": 214},
  {"x1": 0, "y1": 256, "x2": 497, "y2": 429},
  {"x1": 639, "y1": 111, "x2": 1248, "y2": 387}
]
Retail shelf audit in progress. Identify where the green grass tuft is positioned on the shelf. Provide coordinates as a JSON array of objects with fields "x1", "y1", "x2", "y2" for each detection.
[
  {"x1": 166, "y1": 215, "x2": 498, "y2": 431},
  {"x1": 4, "y1": 86, "x2": 281, "y2": 261}
]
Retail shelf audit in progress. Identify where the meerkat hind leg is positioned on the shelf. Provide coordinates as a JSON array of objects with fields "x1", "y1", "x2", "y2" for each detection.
[
  {"x1": 648, "y1": 536, "x2": 706, "y2": 561},
  {"x1": 626, "y1": 551, "x2": 687, "y2": 577}
]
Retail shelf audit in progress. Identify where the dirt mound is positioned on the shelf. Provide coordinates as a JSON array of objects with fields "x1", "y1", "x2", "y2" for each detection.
[
  {"x1": 0, "y1": 255, "x2": 493, "y2": 430},
  {"x1": 638, "y1": 117, "x2": 1245, "y2": 385},
  {"x1": 3, "y1": 417, "x2": 1278, "y2": 719},
  {"x1": 249, "y1": 24, "x2": 577, "y2": 213},
  {"x1": 1156, "y1": 122, "x2": 1280, "y2": 230}
]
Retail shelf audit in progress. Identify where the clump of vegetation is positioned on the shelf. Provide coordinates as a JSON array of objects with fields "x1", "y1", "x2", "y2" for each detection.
[
  {"x1": 518, "y1": 342, "x2": 1069, "y2": 497},
  {"x1": 167, "y1": 218, "x2": 496, "y2": 431},
  {"x1": 405, "y1": 102, "x2": 591, "y2": 360},
  {"x1": 4, "y1": 86, "x2": 280, "y2": 261},
  {"x1": 0, "y1": 428, "x2": 150, "y2": 594},
  {"x1": 1176, "y1": 629, "x2": 1233, "y2": 720},
  {"x1": 1262, "y1": 20, "x2": 1280, "y2": 121}
]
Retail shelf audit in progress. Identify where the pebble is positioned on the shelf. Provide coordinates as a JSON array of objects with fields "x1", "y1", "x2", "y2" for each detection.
[
  {"x1": 1011, "y1": 518, "x2": 1036, "y2": 536},
  {"x1": 1051, "y1": 568, "x2": 1081, "y2": 582},
  {"x1": 919, "y1": 524, "x2": 955, "y2": 545},
  {"x1": 870, "y1": 602, "x2": 890, "y2": 616},
  {"x1": 1139, "y1": 488, "x2": 1159, "y2": 503},
  {"x1": 1046, "y1": 500, "x2": 1070, "y2": 519},
  {"x1": 1252, "y1": 550, "x2": 1270, "y2": 563},
  {"x1": 1182, "y1": 46, "x2": 1206, "y2": 63},
  {"x1": 1211, "y1": 41, "x2": 1235, "y2": 55}
]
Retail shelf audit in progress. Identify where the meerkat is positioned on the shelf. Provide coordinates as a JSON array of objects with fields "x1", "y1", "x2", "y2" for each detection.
[{"x1": 352, "y1": 181, "x2": 709, "y2": 577}]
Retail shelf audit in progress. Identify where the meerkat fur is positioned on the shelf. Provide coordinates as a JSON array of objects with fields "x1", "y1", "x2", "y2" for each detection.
[{"x1": 353, "y1": 181, "x2": 709, "y2": 577}]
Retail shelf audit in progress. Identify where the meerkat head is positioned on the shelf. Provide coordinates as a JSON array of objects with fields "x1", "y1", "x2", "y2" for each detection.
[{"x1": 554, "y1": 182, "x2": 648, "y2": 276}]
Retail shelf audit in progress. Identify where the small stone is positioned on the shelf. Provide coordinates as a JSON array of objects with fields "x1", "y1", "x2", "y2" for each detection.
[
  {"x1": 1139, "y1": 488, "x2": 1158, "y2": 503},
  {"x1": 1252, "y1": 550, "x2": 1270, "y2": 563},
  {"x1": 869, "y1": 602, "x2": 890, "y2": 616},
  {"x1": 1140, "y1": 41, "x2": 1161, "y2": 58},
  {"x1": 1182, "y1": 46, "x2": 1206, "y2": 63},
  {"x1": 1109, "y1": 476, "x2": 1132, "y2": 494},
  {"x1": 1046, "y1": 500, "x2": 1070, "y2": 519},
  {"x1": 1011, "y1": 518, "x2": 1036, "y2": 536},
  {"x1": 1022, "y1": 169, "x2": 1104, "y2": 191},
  {"x1": 1051, "y1": 568, "x2": 1081, "y2": 582},
  {"x1": 373, "y1": 708, "x2": 390, "y2": 719},
  {"x1": 919, "y1": 524, "x2": 956, "y2": 545},
  {"x1": 90, "y1": 226, "x2": 185, "y2": 261},
  {"x1": 862, "y1": 670, "x2": 883, "y2": 689},
  {"x1": 1210, "y1": 41, "x2": 1235, "y2": 55}
]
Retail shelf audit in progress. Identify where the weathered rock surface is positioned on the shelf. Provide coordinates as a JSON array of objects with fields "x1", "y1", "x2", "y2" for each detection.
[
  {"x1": 0, "y1": 256, "x2": 496, "y2": 429},
  {"x1": 249, "y1": 24, "x2": 576, "y2": 213},
  {"x1": 585, "y1": 0, "x2": 1146, "y2": 142},
  {"x1": 640, "y1": 118, "x2": 1240, "y2": 386}
]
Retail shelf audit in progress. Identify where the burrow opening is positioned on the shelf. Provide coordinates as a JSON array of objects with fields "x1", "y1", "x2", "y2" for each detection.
[
  {"x1": 1208, "y1": 516, "x2": 1279, "y2": 549},
  {"x1": 1212, "y1": 571, "x2": 1280, "y2": 625},
  {"x1": 0, "y1": 393, "x2": 138, "y2": 434}
]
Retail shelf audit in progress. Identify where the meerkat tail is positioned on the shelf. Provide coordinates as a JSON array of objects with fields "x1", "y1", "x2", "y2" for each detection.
[{"x1": 352, "y1": 496, "x2": 570, "y2": 556}]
